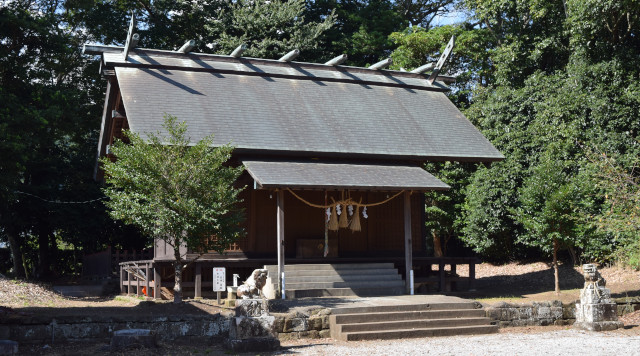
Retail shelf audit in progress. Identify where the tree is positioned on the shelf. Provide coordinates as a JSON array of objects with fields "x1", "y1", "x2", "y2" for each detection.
[
  {"x1": 512, "y1": 154, "x2": 586, "y2": 294},
  {"x1": 100, "y1": 115, "x2": 245, "y2": 303},
  {"x1": 305, "y1": 0, "x2": 407, "y2": 66},
  {"x1": 70, "y1": 0, "x2": 336, "y2": 61},
  {"x1": 587, "y1": 149, "x2": 640, "y2": 270},
  {"x1": 0, "y1": 0, "x2": 116, "y2": 278},
  {"x1": 424, "y1": 162, "x2": 473, "y2": 256}
]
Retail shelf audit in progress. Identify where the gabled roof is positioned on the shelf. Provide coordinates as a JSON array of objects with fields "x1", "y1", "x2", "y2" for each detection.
[
  {"x1": 89, "y1": 46, "x2": 503, "y2": 162},
  {"x1": 243, "y1": 160, "x2": 450, "y2": 191}
]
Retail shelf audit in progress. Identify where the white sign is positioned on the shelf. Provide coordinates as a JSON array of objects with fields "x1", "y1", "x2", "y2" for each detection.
[{"x1": 213, "y1": 267, "x2": 226, "y2": 292}]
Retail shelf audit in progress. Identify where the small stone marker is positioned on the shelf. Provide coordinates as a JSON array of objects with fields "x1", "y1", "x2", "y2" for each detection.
[
  {"x1": 110, "y1": 329, "x2": 157, "y2": 351},
  {"x1": 0, "y1": 340, "x2": 18, "y2": 356},
  {"x1": 574, "y1": 264, "x2": 624, "y2": 331}
]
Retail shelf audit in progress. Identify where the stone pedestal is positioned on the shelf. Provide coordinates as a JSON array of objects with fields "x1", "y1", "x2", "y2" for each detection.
[
  {"x1": 225, "y1": 299, "x2": 280, "y2": 352},
  {"x1": 574, "y1": 264, "x2": 623, "y2": 331}
]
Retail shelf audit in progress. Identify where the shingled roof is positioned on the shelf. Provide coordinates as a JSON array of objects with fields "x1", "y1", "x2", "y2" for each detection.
[{"x1": 88, "y1": 46, "x2": 503, "y2": 163}]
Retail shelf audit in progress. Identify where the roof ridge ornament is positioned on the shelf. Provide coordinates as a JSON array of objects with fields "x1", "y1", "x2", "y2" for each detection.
[
  {"x1": 122, "y1": 11, "x2": 139, "y2": 61},
  {"x1": 368, "y1": 58, "x2": 392, "y2": 70},
  {"x1": 230, "y1": 44, "x2": 247, "y2": 58},
  {"x1": 325, "y1": 54, "x2": 347, "y2": 66},
  {"x1": 411, "y1": 62, "x2": 435, "y2": 74},
  {"x1": 279, "y1": 49, "x2": 300, "y2": 62},
  {"x1": 427, "y1": 35, "x2": 455, "y2": 84},
  {"x1": 178, "y1": 40, "x2": 196, "y2": 53}
]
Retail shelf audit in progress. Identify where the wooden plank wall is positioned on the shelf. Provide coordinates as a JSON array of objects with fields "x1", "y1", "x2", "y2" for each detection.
[{"x1": 239, "y1": 188, "x2": 425, "y2": 257}]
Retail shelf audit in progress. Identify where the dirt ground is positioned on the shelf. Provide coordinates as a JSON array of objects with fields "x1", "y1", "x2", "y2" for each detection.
[{"x1": 2, "y1": 262, "x2": 639, "y2": 355}]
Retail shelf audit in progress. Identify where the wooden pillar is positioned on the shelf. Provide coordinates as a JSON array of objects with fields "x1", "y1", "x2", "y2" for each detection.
[
  {"x1": 469, "y1": 262, "x2": 476, "y2": 291},
  {"x1": 136, "y1": 272, "x2": 141, "y2": 296},
  {"x1": 127, "y1": 271, "x2": 131, "y2": 295},
  {"x1": 120, "y1": 266, "x2": 125, "y2": 294},
  {"x1": 195, "y1": 263, "x2": 202, "y2": 299},
  {"x1": 277, "y1": 190, "x2": 285, "y2": 296},
  {"x1": 153, "y1": 267, "x2": 161, "y2": 299},
  {"x1": 145, "y1": 263, "x2": 151, "y2": 299},
  {"x1": 439, "y1": 261, "x2": 446, "y2": 292},
  {"x1": 404, "y1": 191, "x2": 413, "y2": 294}
]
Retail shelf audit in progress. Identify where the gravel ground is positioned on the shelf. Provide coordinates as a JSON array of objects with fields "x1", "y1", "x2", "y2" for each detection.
[{"x1": 276, "y1": 329, "x2": 640, "y2": 356}]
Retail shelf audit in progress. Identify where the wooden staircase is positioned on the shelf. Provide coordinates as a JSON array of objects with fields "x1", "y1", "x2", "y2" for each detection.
[
  {"x1": 329, "y1": 301, "x2": 498, "y2": 341},
  {"x1": 263, "y1": 263, "x2": 404, "y2": 298}
]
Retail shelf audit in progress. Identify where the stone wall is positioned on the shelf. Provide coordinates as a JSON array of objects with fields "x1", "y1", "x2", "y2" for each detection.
[
  {"x1": 271, "y1": 307, "x2": 332, "y2": 341},
  {"x1": 486, "y1": 297, "x2": 640, "y2": 327},
  {"x1": 0, "y1": 313, "x2": 231, "y2": 344}
]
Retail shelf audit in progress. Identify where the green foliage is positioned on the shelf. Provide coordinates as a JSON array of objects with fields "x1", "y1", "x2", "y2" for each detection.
[
  {"x1": 424, "y1": 162, "x2": 473, "y2": 256},
  {"x1": 207, "y1": 0, "x2": 336, "y2": 60},
  {"x1": 101, "y1": 115, "x2": 246, "y2": 256},
  {"x1": 305, "y1": 0, "x2": 407, "y2": 66},
  {"x1": 389, "y1": 24, "x2": 494, "y2": 106}
]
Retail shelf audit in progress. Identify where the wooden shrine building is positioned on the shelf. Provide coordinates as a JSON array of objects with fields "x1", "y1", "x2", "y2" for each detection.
[{"x1": 85, "y1": 39, "x2": 503, "y2": 299}]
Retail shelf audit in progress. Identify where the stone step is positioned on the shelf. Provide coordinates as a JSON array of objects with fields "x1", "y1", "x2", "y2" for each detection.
[
  {"x1": 337, "y1": 317, "x2": 493, "y2": 333},
  {"x1": 284, "y1": 274, "x2": 402, "y2": 283},
  {"x1": 331, "y1": 309, "x2": 486, "y2": 324},
  {"x1": 286, "y1": 286, "x2": 405, "y2": 298},
  {"x1": 286, "y1": 280, "x2": 405, "y2": 290},
  {"x1": 339, "y1": 324, "x2": 499, "y2": 341},
  {"x1": 264, "y1": 263, "x2": 395, "y2": 272},
  {"x1": 269, "y1": 268, "x2": 401, "y2": 278},
  {"x1": 330, "y1": 302, "x2": 480, "y2": 315}
]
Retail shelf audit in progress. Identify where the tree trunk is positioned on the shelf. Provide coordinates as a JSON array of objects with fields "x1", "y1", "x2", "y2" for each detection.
[
  {"x1": 37, "y1": 226, "x2": 51, "y2": 279},
  {"x1": 6, "y1": 230, "x2": 25, "y2": 278},
  {"x1": 568, "y1": 246, "x2": 578, "y2": 266},
  {"x1": 432, "y1": 231, "x2": 444, "y2": 257},
  {"x1": 553, "y1": 238, "x2": 560, "y2": 295},
  {"x1": 173, "y1": 256, "x2": 183, "y2": 304}
]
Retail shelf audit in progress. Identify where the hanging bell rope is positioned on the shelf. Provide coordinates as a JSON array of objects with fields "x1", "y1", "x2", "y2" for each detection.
[
  {"x1": 350, "y1": 198, "x2": 362, "y2": 232},
  {"x1": 328, "y1": 198, "x2": 339, "y2": 231}
]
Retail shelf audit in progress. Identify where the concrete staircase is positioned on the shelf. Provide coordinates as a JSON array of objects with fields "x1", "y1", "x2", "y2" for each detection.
[
  {"x1": 263, "y1": 263, "x2": 404, "y2": 298},
  {"x1": 329, "y1": 301, "x2": 498, "y2": 341}
]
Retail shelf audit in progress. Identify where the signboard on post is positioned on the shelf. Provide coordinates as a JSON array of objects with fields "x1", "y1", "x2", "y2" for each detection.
[
  {"x1": 213, "y1": 267, "x2": 226, "y2": 292},
  {"x1": 213, "y1": 267, "x2": 226, "y2": 305}
]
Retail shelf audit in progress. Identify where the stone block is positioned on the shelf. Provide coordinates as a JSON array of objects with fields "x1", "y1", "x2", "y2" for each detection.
[
  {"x1": 551, "y1": 300, "x2": 563, "y2": 308},
  {"x1": 299, "y1": 330, "x2": 320, "y2": 339},
  {"x1": 563, "y1": 305, "x2": 576, "y2": 319},
  {"x1": 272, "y1": 316, "x2": 285, "y2": 333},
  {"x1": 485, "y1": 308, "x2": 501, "y2": 320},
  {"x1": 110, "y1": 329, "x2": 157, "y2": 351},
  {"x1": 277, "y1": 332, "x2": 299, "y2": 342},
  {"x1": 574, "y1": 320, "x2": 623, "y2": 332},
  {"x1": 235, "y1": 299, "x2": 269, "y2": 317},
  {"x1": 319, "y1": 329, "x2": 331, "y2": 338},
  {"x1": 283, "y1": 318, "x2": 308, "y2": 333},
  {"x1": 229, "y1": 316, "x2": 275, "y2": 340},
  {"x1": 578, "y1": 303, "x2": 618, "y2": 323},
  {"x1": 321, "y1": 315, "x2": 331, "y2": 330},
  {"x1": 536, "y1": 306, "x2": 552, "y2": 319},
  {"x1": 516, "y1": 307, "x2": 533, "y2": 320},
  {"x1": 226, "y1": 337, "x2": 280, "y2": 352},
  {"x1": 308, "y1": 316, "x2": 323, "y2": 331},
  {"x1": 0, "y1": 340, "x2": 18, "y2": 356}
]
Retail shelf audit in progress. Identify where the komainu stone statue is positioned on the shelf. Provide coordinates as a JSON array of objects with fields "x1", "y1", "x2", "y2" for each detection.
[
  {"x1": 237, "y1": 269, "x2": 269, "y2": 299},
  {"x1": 574, "y1": 264, "x2": 623, "y2": 331}
]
